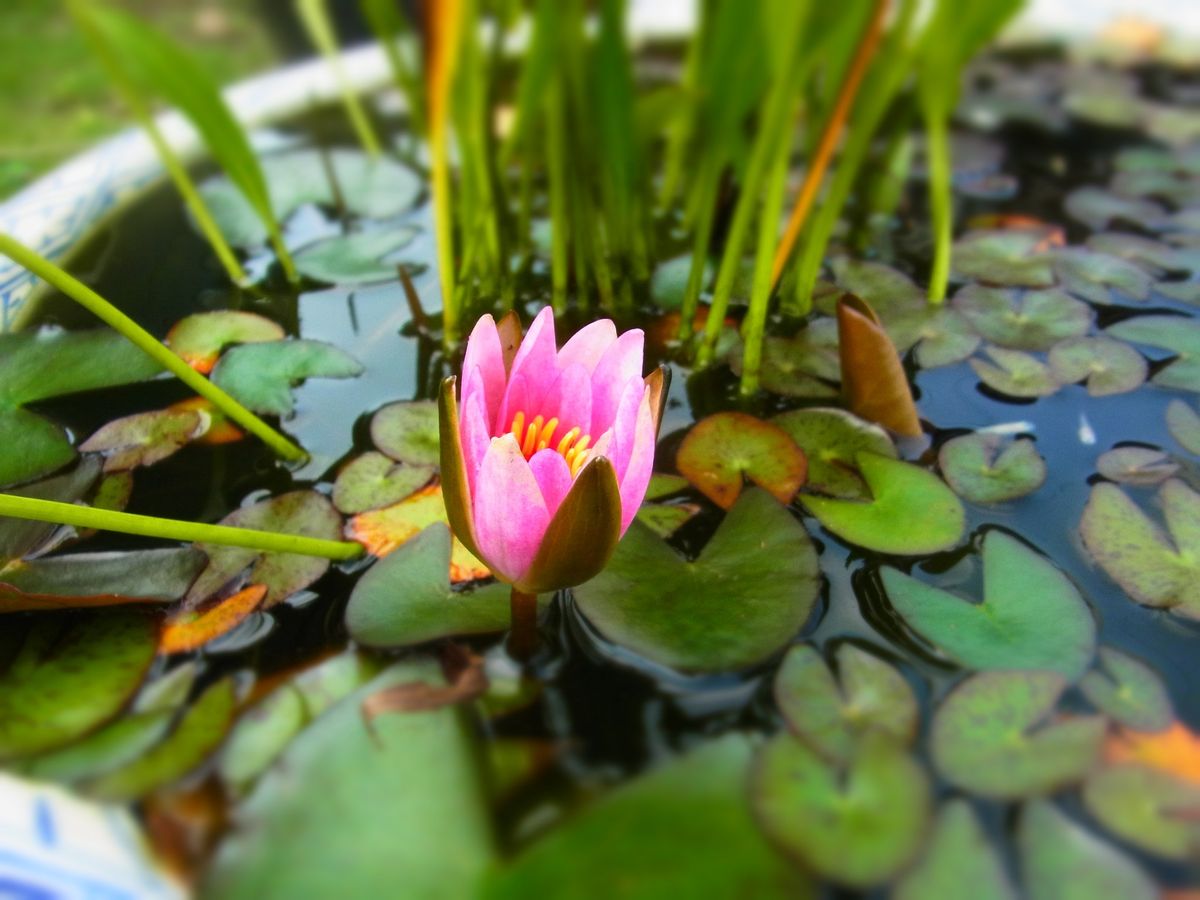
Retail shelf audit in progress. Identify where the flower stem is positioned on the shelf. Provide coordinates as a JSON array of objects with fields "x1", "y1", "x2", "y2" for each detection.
[
  {"x1": 0, "y1": 495, "x2": 363, "y2": 560},
  {"x1": 507, "y1": 588, "x2": 539, "y2": 660},
  {"x1": 0, "y1": 234, "x2": 307, "y2": 463}
]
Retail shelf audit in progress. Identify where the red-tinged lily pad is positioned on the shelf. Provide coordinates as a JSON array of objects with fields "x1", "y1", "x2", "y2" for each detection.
[
  {"x1": 837, "y1": 296, "x2": 922, "y2": 437},
  {"x1": 634, "y1": 503, "x2": 700, "y2": 538},
  {"x1": 0, "y1": 548, "x2": 206, "y2": 612},
  {"x1": 574, "y1": 489, "x2": 820, "y2": 673},
  {"x1": 800, "y1": 453, "x2": 964, "y2": 555},
  {"x1": 1167, "y1": 399, "x2": 1200, "y2": 454},
  {"x1": 675, "y1": 412, "x2": 807, "y2": 509},
  {"x1": 165, "y1": 311, "x2": 285, "y2": 374},
  {"x1": 331, "y1": 451, "x2": 434, "y2": 514},
  {"x1": 1096, "y1": 446, "x2": 1178, "y2": 485},
  {"x1": 772, "y1": 408, "x2": 896, "y2": 500},
  {"x1": 0, "y1": 611, "x2": 158, "y2": 760},
  {"x1": 1104, "y1": 721, "x2": 1200, "y2": 786},
  {"x1": 1048, "y1": 336, "x2": 1147, "y2": 396},
  {"x1": 186, "y1": 490, "x2": 343, "y2": 607},
  {"x1": 881, "y1": 531, "x2": 1095, "y2": 679},
  {"x1": 1080, "y1": 647, "x2": 1173, "y2": 732},
  {"x1": 160, "y1": 584, "x2": 268, "y2": 655},
  {"x1": 894, "y1": 800, "x2": 1017, "y2": 900},
  {"x1": 168, "y1": 397, "x2": 243, "y2": 445},
  {"x1": 774, "y1": 643, "x2": 917, "y2": 765},
  {"x1": 951, "y1": 229, "x2": 1058, "y2": 287},
  {"x1": 954, "y1": 285, "x2": 1092, "y2": 351},
  {"x1": 294, "y1": 227, "x2": 420, "y2": 285},
  {"x1": 1053, "y1": 247, "x2": 1154, "y2": 304},
  {"x1": 938, "y1": 433, "x2": 1047, "y2": 503},
  {"x1": 931, "y1": 670, "x2": 1105, "y2": 798},
  {"x1": 346, "y1": 484, "x2": 489, "y2": 581},
  {"x1": 1108, "y1": 315, "x2": 1200, "y2": 392},
  {"x1": 1079, "y1": 479, "x2": 1200, "y2": 618},
  {"x1": 1083, "y1": 764, "x2": 1200, "y2": 860},
  {"x1": 751, "y1": 733, "x2": 930, "y2": 889},
  {"x1": 211, "y1": 339, "x2": 364, "y2": 417},
  {"x1": 1065, "y1": 186, "x2": 1168, "y2": 232},
  {"x1": 370, "y1": 400, "x2": 440, "y2": 467},
  {"x1": 79, "y1": 407, "x2": 208, "y2": 472},
  {"x1": 970, "y1": 346, "x2": 1060, "y2": 398}
]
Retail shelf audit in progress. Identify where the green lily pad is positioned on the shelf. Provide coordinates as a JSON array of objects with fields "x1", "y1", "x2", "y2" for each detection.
[
  {"x1": 735, "y1": 336, "x2": 839, "y2": 398},
  {"x1": 165, "y1": 311, "x2": 285, "y2": 373},
  {"x1": 0, "y1": 328, "x2": 161, "y2": 486},
  {"x1": 1166, "y1": 399, "x2": 1200, "y2": 454},
  {"x1": 294, "y1": 227, "x2": 420, "y2": 285},
  {"x1": 204, "y1": 663, "x2": 494, "y2": 899},
  {"x1": 634, "y1": 502, "x2": 701, "y2": 538},
  {"x1": 774, "y1": 643, "x2": 917, "y2": 765},
  {"x1": 644, "y1": 473, "x2": 690, "y2": 500},
  {"x1": 771, "y1": 408, "x2": 896, "y2": 499},
  {"x1": 1047, "y1": 336, "x2": 1148, "y2": 396},
  {"x1": 883, "y1": 531, "x2": 1095, "y2": 678},
  {"x1": 951, "y1": 230, "x2": 1056, "y2": 287},
  {"x1": 1080, "y1": 647, "x2": 1173, "y2": 732},
  {"x1": 0, "y1": 458, "x2": 100, "y2": 561},
  {"x1": 1088, "y1": 231, "x2": 1200, "y2": 276},
  {"x1": 1053, "y1": 248, "x2": 1154, "y2": 304},
  {"x1": 1065, "y1": 187, "x2": 1168, "y2": 231},
  {"x1": 1095, "y1": 446, "x2": 1178, "y2": 485},
  {"x1": 345, "y1": 524, "x2": 511, "y2": 647},
  {"x1": 1079, "y1": 479, "x2": 1200, "y2": 618},
  {"x1": 910, "y1": 308, "x2": 982, "y2": 369},
  {"x1": 1082, "y1": 764, "x2": 1200, "y2": 860},
  {"x1": 1108, "y1": 315, "x2": 1200, "y2": 391},
  {"x1": 676, "y1": 412, "x2": 807, "y2": 509},
  {"x1": 1019, "y1": 800, "x2": 1156, "y2": 900},
  {"x1": 211, "y1": 339, "x2": 364, "y2": 417},
  {"x1": 931, "y1": 671, "x2": 1105, "y2": 798},
  {"x1": 0, "y1": 611, "x2": 157, "y2": 760},
  {"x1": 894, "y1": 800, "x2": 1017, "y2": 900},
  {"x1": 970, "y1": 346, "x2": 1060, "y2": 397},
  {"x1": 370, "y1": 400, "x2": 440, "y2": 467},
  {"x1": 332, "y1": 451, "x2": 434, "y2": 514},
  {"x1": 954, "y1": 286, "x2": 1092, "y2": 351},
  {"x1": 574, "y1": 489, "x2": 820, "y2": 672},
  {"x1": 650, "y1": 254, "x2": 710, "y2": 310},
  {"x1": 751, "y1": 733, "x2": 930, "y2": 888},
  {"x1": 800, "y1": 453, "x2": 964, "y2": 555},
  {"x1": 78, "y1": 408, "x2": 207, "y2": 472},
  {"x1": 487, "y1": 735, "x2": 810, "y2": 899},
  {"x1": 0, "y1": 548, "x2": 206, "y2": 612},
  {"x1": 938, "y1": 433, "x2": 1046, "y2": 503}
]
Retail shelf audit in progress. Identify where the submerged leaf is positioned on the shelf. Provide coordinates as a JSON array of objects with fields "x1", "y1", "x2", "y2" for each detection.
[
  {"x1": 938, "y1": 433, "x2": 1046, "y2": 503},
  {"x1": 211, "y1": 339, "x2": 364, "y2": 417},
  {"x1": 675, "y1": 412, "x2": 807, "y2": 509}
]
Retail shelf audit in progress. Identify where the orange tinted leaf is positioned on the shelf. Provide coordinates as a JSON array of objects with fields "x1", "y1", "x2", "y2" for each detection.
[
  {"x1": 160, "y1": 584, "x2": 267, "y2": 655},
  {"x1": 676, "y1": 412, "x2": 807, "y2": 509},
  {"x1": 1105, "y1": 721, "x2": 1200, "y2": 786},
  {"x1": 166, "y1": 311, "x2": 285, "y2": 374},
  {"x1": 168, "y1": 397, "x2": 243, "y2": 445},
  {"x1": 965, "y1": 214, "x2": 1067, "y2": 249},
  {"x1": 837, "y1": 295, "x2": 922, "y2": 437}
]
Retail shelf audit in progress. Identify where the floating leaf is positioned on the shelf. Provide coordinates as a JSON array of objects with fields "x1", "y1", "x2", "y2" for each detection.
[
  {"x1": 1108, "y1": 315, "x2": 1200, "y2": 391},
  {"x1": 574, "y1": 489, "x2": 819, "y2": 672},
  {"x1": 79, "y1": 407, "x2": 207, "y2": 472},
  {"x1": 774, "y1": 643, "x2": 917, "y2": 765},
  {"x1": 894, "y1": 800, "x2": 1017, "y2": 900},
  {"x1": 801, "y1": 453, "x2": 964, "y2": 555},
  {"x1": 1096, "y1": 446, "x2": 1178, "y2": 485},
  {"x1": 951, "y1": 230, "x2": 1057, "y2": 287},
  {"x1": 1084, "y1": 764, "x2": 1200, "y2": 860},
  {"x1": 970, "y1": 346, "x2": 1060, "y2": 397},
  {"x1": 294, "y1": 228, "x2": 420, "y2": 285},
  {"x1": 1167, "y1": 399, "x2": 1200, "y2": 454},
  {"x1": 1053, "y1": 248, "x2": 1154, "y2": 304},
  {"x1": 0, "y1": 459, "x2": 100, "y2": 561},
  {"x1": 1105, "y1": 721, "x2": 1200, "y2": 786},
  {"x1": 938, "y1": 433, "x2": 1046, "y2": 503},
  {"x1": 650, "y1": 254, "x2": 710, "y2": 310},
  {"x1": 488, "y1": 735, "x2": 809, "y2": 899},
  {"x1": 332, "y1": 451, "x2": 434, "y2": 514},
  {"x1": 1080, "y1": 647, "x2": 1173, "y2": 732},
  {"x1": 1065, "y1": 186, "x2": 1168, "y2": 231},
  {"x1": 882, "y1": 531, "x2": 1095, "y2": 678},
  {"x1": 644, "y1": 473, "x2": 689, "y2": 500},
  {"x1": 675, "y1": 412, "x2": 807, "y2": 509},
  {"x1": 211, "y1": 339, "x2": 364, "y2": 417},
  {"x1": 346, "y1": 484, "x2": 489, "y2": 582},
  {"x1": 634, "y1": 503, "x2": 701, "y2": 538},
  {"x1": 1088, "y1": 231, "x2": 1200, "y2": 276},
  {"x1": 370, "y1": 400, "x2": 440, "y2": 467},
  {"x1": 954, "y1": 285, "x2": 1092, "y2": 351},
  {"x1": 1047, "y1": 336, "x2": 1147, "y2": 396},
  {"x1": 931, "y1": 671, "x2": 1105, "y2": 798},
  {"x1": 165, "y1": 311, "x2": 285, "y2": 374},
  {"x1": 0, "y1": 548, "x2": 206, "y2": 612},
  {"x1": 160, "y1": 584, "x2": 268, "y2": 654},
  {"x1": 168, "y1": 397, "x2": 243, "y2": 445},
  {"x1": 751, "y1": 734, "x2": 930, "y2": 888},
  {"x1": 911, "y1": 308, "x2": 982, "y2": 369},
  {"x1": 837, "y1": 295, "x2": 922, "y2": 437},
  {"x1": 771, "y1": 408, "x2": 896, "y2": 499},
  {"x1": 0, "y1": 611, "x2": 157, "y2": 760},
  {"x1": 730, "y1": 335, "x2": 838, "y2": 398}
]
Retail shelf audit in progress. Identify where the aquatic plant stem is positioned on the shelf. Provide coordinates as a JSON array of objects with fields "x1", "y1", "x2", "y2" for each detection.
[
  {"x1": 0, "y1": 495, "x2": 362, "y2": 560},
  {"x1": 924, "y1": 106, "x2": 953, "y2": 304},
  {"x1": 508, "y1": 588, "x2": 539, "y2": 660},
  {"x1": 0, "y1": 234, "x2": 306, "y2": 463},
  {"x1": 429, "y1": 0, "x2": 464, "y2": 345}
]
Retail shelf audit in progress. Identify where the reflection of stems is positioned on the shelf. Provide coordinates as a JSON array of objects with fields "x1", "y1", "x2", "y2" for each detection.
[
  {"x1": 0, "y1": 495, "x2": 362, "y2": 559},
  {"x1": 508, "y1": 588, "x2": 539, "y2": 660},
  {"x1": 924, "y1": 107, "x2": 952, "y2": 304},
  {"x1": 0, "y1": 234, "x2": 306, "y2": 463}
]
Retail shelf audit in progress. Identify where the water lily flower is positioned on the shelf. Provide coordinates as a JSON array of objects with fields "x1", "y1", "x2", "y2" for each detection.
[{"x1": 440, "y1": 308, "x2": 666, "y2": 595}]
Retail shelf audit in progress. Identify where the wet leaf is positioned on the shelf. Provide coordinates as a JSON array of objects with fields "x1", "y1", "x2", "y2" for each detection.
[
  {"x1": 1109, "y1": 315, "x2": 1200, "y2": 392},
  {"x1": 1053, "y1": 247, "x2": 1154, "y2": 304},
  {"x1": 1104, "y1": 721, "x2": 1200, "y2": 786},
  {"x1": 954, "y1": 285, "x2": 1092, "y2": 351},
  {"x1": 644, "y1": 473, "x2": 689, "y2": 500},
  {"x1": 0, "y1": 459, "x2": 101, "y2": 560},
  {"x1": 911, "y1": 308, "x2": 982, "y2": 369},
  {"x1": 574, "y1": 489, "x2": 820, "y2": 672},
  {"x1": 91, "y1": 470, "x2": 133, "y2": 513},
  {"x1": 1167, "y1": 399, "x2": 1200, "y2": 454},
  {"x1": 1088, "y1": 231, "x2": 1200, "y2": 277},
  {"x1": 1048, "y1": 336, "x2": 1147, "y2": 396},
  {"x1": 650, "y1": 254, "x2": 710, "y2": 310},
  {"x1": 837, "y1": 296, "x2": 922, "y2": 437},
  {"x1": 734, "y1": 335, "x2": 839, "y2": 398},
  {"x1": 168, "y1": 397, "x2": 243, "y2": 445},
  {"x1": 370, "y1": 400, "x2": 440, "y2": 466},
  {"x1": 165, "y1": 311, "x2": 285, "y2": 374},
  {"x1": 938, "y1": 433, "x2": 1046, "y2": 503},
  {"x1": 771, "y1": 408, "x2": 896, "y2": 499},
  {"x1": 1080, "y1": 647, "x2": 1173, "y2": 732},
  {"x1": 160, "y1": 584, "x2": 268, "y2": 654},
  {"x1": 774, "y1": 643, "x2": 917, "y2": 765},
  {"x1": 294, "y1": 227, "x2": 420, "y2": 285},
  {"x1": 970, "y1": 346, "x2": 1060, "y2": 397},
  {"x1": 895, "y1": 800, "x2": 1017, "y2": 900},
  {"x1": 931, "y1": 671, "x2": 1105, "y2": 798},
  {"x1": 951, "y1": 230, "x2": 1057, "y2": 287},
  {"x1": 211, "y1": 339, "x2": 364, "y2": 417},
  {"x1": 1083, "y1": 764, "x2": 1200, "y2": 860},
  {"x1": 1065, "y1": 186, "x2": 1168, "y2": 231},
  {"x1": 79, "y1": 408, "x2": 207, "y2": 472},
  {"x1": 634, "y1": 502, "x2": 700, "y2": 538},
  {"x1": 751, "y1": 734, "x2": 929, "y2": 888},
  {"x1": 0, "y1": 611, "x2": 157, "y2": 760},
  {"x1": 675, "y1": 412, "x2": 807, "y2": 509},
  {"x1": 331, "y1": 451, "x2": 434, "y2": 514},
  {"x1": 346, "y1": 484, "x2": 489, "y2": 582},
  {"x1": 1096, "y1": 446, "x2": 1178, "y2": 485},
  {"x1": 0, "y1": 548, "x2": 206, "y2": 612},
  {"x1": 801, "y1": 453, "x2": 964, "y2": 555}
]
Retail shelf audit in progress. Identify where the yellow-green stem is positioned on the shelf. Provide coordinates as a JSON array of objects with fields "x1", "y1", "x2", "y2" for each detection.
[{"x1": 925, "y1": 107, "x2": 953, "y2": 305}]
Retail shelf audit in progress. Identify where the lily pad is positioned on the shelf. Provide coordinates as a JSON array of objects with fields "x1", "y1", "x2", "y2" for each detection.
[
  {"x1": 954, "y1": 285, "x2": 1092, "y2": 351},
  {"x1": 1083, "y1": 764, "x2": 1200, "y2": 860},
  {"x1": 0, "y1": 459, "x2": 101, "y2": 561},
  {"x1": 1064, "y1": 186, "x2": 1167, "y2": 231},
  {"x1": 294, "y1": 227, "x2": 420, "y2": 285},
  {"x1": 644, "y1": 473, "x2": 689, "y2": 500},
  {"x1": 951, "y1": 230, "x2": 1057, "y2": 287},
  {"x1": 800, "y1": 453, "x2": 965, "y2": 555},
  {"x1": 1095, "y1": 446, "x2": 1178, "y2": 485},
  {"x1": 165, "y1": 311, "x2": 285, "y2": 374},
  {"x1": 370, "y1": 400, "x2": 440, "y2": 467},
  {"x1": 1088, "y1": 231, "x2": 1200, "y2": 276},
  {"x1": 675, "y1": 412, "x2": 807, "y2": 509},
  {"x1": 894, "y1": 800, "x2": 1017, "y2": 900},
  {"x1": 910, "y1": 308, "x2": 982, "y2": 369},
  {"x1": 332, "y1": 451, "x2": 434, "y2": 514},
  {"x1": 1053, "y1": 248, "x2": 1153, "y2": 304},
  {"x1": 970, "y1": 346, "x2": 1060, "y2": 397},
  {"x1": 79, "y1": 407, "x2": 208, "y2": 472},
  {"x1": 634, "y1": 503, "x2": 701, "y2": 538},
  {"x1": 1047, "y1": 336, "x2": 1147, "y2": 396},
  {"x1": 931, "y1": 671, "x2": 1105, "y2": 798},
  {"x1": 1108, "y1": 315, "x2": 1200, "y2": 392},
  {"x1": 938, "y1": 433, "x2": 1047, "y2": 503},
  {"x1": 1080, "y1": 647, "x2": 1173, "y2": 732},
  {"x1": 573, "y1": 489, "x2": 820, "y2": 672},
  {"x1": 211, "y1": 339, "x2": 364, "y2": 417},
  {"x1": 1104, "y1": 721, "x2": 1200, "y2": 784},
  {"x1": 160, "y1": 584, "x2": 268, "y2": 654},
  {"x1": 774, "y1": 643, "x2": 917, "y2": 765},
  {"x1": 751, "y1": 734, "x2": 930, "y2": 888},
  {"x1": 0, "y1": 548, "x2": 206, "y2": 612},
  {"x1": 650, "y1": 254, "x2": 710, "y2": 310},
  {"x1": 733, "y1": 336, "x2": 839, "y2": 398},
  {"x1": 771, "y1": 408, "x2": 896, "y2": 499},
  {"x1": 1166, "y1": 399, "x2": 1200, "y2": 454}
]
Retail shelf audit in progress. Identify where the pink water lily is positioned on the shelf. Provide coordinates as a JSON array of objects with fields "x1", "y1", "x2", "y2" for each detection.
[{"x1": 439, "y1": 308, "x2": 665, "y2": 594}]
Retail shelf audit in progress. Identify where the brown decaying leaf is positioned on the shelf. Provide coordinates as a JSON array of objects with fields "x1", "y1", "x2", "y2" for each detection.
[
  {"x1": 160, "y1": 584, "x2": 267, "y2": 655},
  {"x1": 837, "y1": 294, "x2": 922, "y2": 437},
  {"x1": 142, "y1": 779, "x2": 228, "y2": 884},
  {"x1": 361, "y1": 644, "x2": 486, "y2": 723},
  {"x1": 1105, "y1": 721, "x2": 1200, "y2": 786}
]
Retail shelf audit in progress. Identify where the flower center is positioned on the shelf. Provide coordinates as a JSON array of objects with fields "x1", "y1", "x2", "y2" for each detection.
[{"x1": 509, "y1": 411, "x2": 593, "y2": 475}]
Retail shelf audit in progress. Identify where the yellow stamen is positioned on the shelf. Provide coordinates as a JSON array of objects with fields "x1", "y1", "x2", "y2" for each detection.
[
  {"x1": 556, "y1": 426, "x2": 582, "y2": 455},
  {"x1": 507, "y1": 409, "x2": 593, "y2": 467},
  {"x1": 510, "y1": 410, "x2": 525, "y2": 440},
  {"x1": 521, "y1": 415, "x2": 543, "y2": 457},
  {"x1": 574, "y1": 435, "x2": 591, "y2": 455},
  {"x1": 539, "y1": 416, "x2": 558, "y2": 447}
]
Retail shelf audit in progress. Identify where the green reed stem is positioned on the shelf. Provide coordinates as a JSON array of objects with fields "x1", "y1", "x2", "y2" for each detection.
[
  {"x1": 0, "y1": 234, "x2": 306, "y2": 463},
  {"x1": 924, "y1": 105, "x2": 952, "y2": 304},
  {"x1": 546, "y1": 83, "x2": 569, "y2": 314},
  {"x1": 0, "y1": 495, "x2": 361, "y2": 560}
]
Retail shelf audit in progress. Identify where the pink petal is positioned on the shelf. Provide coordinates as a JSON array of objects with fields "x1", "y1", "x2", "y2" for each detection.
[
  {"x1": 527, "y1": 449, "x2": 574, "y2": 520},
  {"x1": 590, "y1": 329, "x2": 645, "y2": 436},
  {"x1": 472, "y1": 434, "x2": 550, "y2": 583},
  {"x1": 461, "y1": 315, "x2": 507, "y2": 431},
  {"x1": 460, "y1": 386, "x2": 491, "y2": 498},
  {"x1": 547, "y1": 363, "x2": 593, "y2": 441},
  {"x1": 617, "y1": 388, "x2": 656, "y2": 534},
  {"x1": 495, "y1": 372, "x2": 533, "y2": 439},
  {"x1": 606, "y1": 375, "x2": 646, "y2": 482},
  {"x1": 503, "y1": 307, "x2": 558, "y2": 418},
  {"x1": 558, "y1": 319, "x2": 617, "y2": 373}
]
